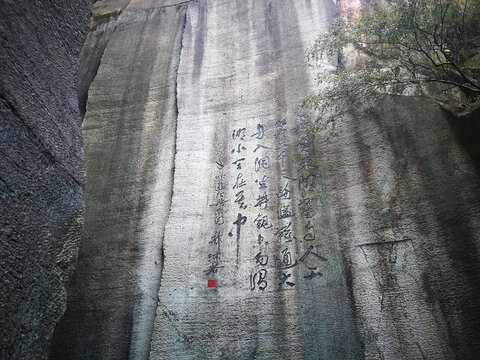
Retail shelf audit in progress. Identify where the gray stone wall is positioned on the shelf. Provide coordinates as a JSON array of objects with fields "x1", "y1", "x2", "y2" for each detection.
[
  {"x1": 0, "y1": 1, "x2": 91, "y2": 358},
  {"x1": 49, "y1": 0, "x2": 480, "y2": 359},
  {"x1": 50, "y1": 1, "x2": 186, "y2": 358}
]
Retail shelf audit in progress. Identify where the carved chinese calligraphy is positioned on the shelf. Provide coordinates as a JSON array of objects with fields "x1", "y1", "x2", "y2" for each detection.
[{"x1": 206, "y1": 116, "x2": 327, "y2": 290}]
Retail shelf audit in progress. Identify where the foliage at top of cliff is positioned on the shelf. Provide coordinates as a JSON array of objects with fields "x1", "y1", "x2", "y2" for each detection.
[{"x1": 303, "y1": 0, "x2": 480, "y2": 128}]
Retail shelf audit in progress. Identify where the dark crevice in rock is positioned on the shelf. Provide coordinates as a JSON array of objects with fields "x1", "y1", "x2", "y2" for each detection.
[
  {"x1": 78, "y1": 15, "x2": 121, "y2": 119},
  {"x1": 0, "y1": 94, "x2": 20, "y2": 117},
  {"x1": 340, "y1": 250, "x2": 367, "y2": 359},
  {"x1": 78, "y1": 32, "x2": 110, "y2": 119},
  {"x1": 446, "y1": 108, "x2": 480, "y2": 175}
]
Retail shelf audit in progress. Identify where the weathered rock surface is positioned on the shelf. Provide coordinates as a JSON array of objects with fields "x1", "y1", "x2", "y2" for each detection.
[
  {"x1": 50, "y1": 1, "x2": 185, "y2": 359},
  {"x1": 150, "y1": 0, "x2": 361, "y2": 358},
  {"x1": 52, "y1": 0, "x2": 480, "y2": 359},
  {"x1": 0, "y1": 0, "x2": 91, "y2": 358}
]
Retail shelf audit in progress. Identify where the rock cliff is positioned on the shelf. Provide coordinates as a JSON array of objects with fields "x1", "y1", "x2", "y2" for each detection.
[
  {"x1": 3, "y1": 0, "x2": 480, "y2": 359},
  {"x1": 0, "y1": 1, "x2": 91, "y2": 358}
]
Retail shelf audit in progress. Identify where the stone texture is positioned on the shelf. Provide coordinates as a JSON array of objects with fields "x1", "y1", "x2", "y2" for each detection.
[
  {"x1": 51, "y1": 0, "x2": 480, "y2": 359},
  {"x1": 327, "y1": 97, "x2": 480, "y2": 359},
  {"x1": 50, "y1": 2, "x2": 186, "y2": 359},
  {"x1": 0, "y1": 0, "x2": 91, "y2": 358},
  {"x1": 149, "y1": 0, "x2": 361, "y2": 359}
]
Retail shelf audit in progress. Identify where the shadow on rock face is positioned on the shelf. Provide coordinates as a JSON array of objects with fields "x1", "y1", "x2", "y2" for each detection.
[{"x1": 446, "y1": 108, "x2": 480, "y2": 175}]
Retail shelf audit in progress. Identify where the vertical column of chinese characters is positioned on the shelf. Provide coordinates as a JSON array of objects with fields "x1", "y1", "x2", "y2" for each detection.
[
  {"x1": 273, "y1": 119, "x2": 298, "y2": 289},
  {"x1": 205, "y1": 159, "x2": 228, "y2": 282},
  {"x1": 250, "y1": 124, "x2": 271, "y2": 291},
  {"x1": 230, "y1": 128, "x2": 248, "y2": 270},
  {"x1": 295, "y1": 116, "x2": 327, "y2": 282}
]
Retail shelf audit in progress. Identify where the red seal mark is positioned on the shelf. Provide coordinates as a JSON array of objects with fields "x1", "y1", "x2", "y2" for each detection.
[{"x1": 207, "y1": 279, "x2": 216, "y2": 288}]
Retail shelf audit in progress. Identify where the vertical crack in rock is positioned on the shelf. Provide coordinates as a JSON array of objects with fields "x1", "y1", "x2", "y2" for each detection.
[
  {"x1": 161, "y1": 3, "x2": 190, "y2": 277},
  {"x1": 79, "y1": 0, "x2": 134, "y2": 119},
  {"x1": 123, "y1": 4, "x2": 197, "y2": 359},
  {"x1": 78, "y1": 24, "x2": 114, "y2": 119},
  {"x1": 50, "y1": 3, "x2": 192, "y2": 359},
  {"x1": 137, "y1": 4, "x2": 190, "y2": 359}
]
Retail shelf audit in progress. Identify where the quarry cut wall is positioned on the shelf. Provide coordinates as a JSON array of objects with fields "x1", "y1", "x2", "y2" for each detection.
[{"x1": 0, "y1": 0, "x2": 476, "y2": 359}]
